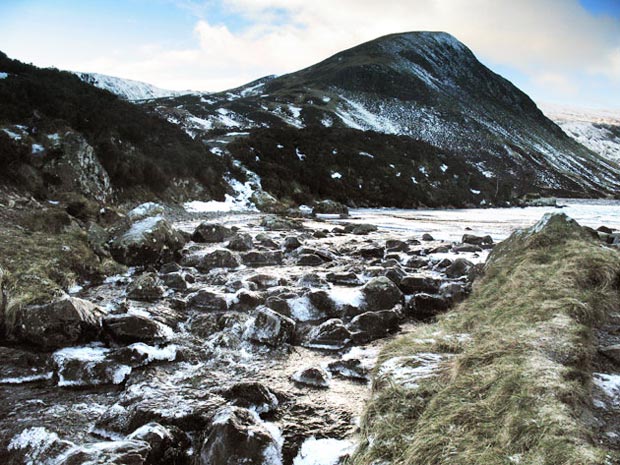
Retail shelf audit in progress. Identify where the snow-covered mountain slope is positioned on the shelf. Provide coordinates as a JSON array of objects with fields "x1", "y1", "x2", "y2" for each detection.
[
  {"x1": 143, "y1": 31, "x2": 620, "y2": 203},
  {"x1": 541, "y1": 103, "x2": 620, "y2": 164},
  {"x1": 74, "y1": 72, "x2": 194, "y2": 101}
]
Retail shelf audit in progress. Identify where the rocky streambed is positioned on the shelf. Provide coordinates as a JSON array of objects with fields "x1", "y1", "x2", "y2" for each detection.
[{"x1": 0, "y1": 210, "x2": 497, "y2": 465}]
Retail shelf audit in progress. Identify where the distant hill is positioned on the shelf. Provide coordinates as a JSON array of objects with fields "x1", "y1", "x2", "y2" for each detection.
[{"x1": 74, "y1": 72, "x2": 194, "y2": 101}]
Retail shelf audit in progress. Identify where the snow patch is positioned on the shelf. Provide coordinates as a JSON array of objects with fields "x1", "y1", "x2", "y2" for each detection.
[
  {"x1": 0, "y1": 72, "x2": 8, "y2": 79},
  {"x1": 328, "y1": 287, "x2": 364, "y2": 309},
  {"x1": 293, "y1": 437, "x2": 355, "y2": 465},
  {"x1": 331, "y1": 172, "x2": 342, "y2": 179}
]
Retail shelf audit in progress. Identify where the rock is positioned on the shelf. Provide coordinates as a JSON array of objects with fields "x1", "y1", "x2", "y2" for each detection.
[
  {"x1": 86, "y1": 221, "x2": 111, "y2": 258},
  {"x1": 110, "y1": 217, "x2": 186, "y2": 266},
  {"x1": 313, "y1": 230, "x2": 328, "y2": 238},
  {"x1": 10, "y1": 297, "x2": 105, "y2": 349},
  {"x1": 600, "y1": 345, "x2": 620, "y2": 364},
  {"x1": 248, "y1": 274, "x2": 288, "y2": 289},
  {"x1": 358, "y1": 245, "x2": 385, "y2": 259},
  {"x1": 231, "y1": 290, "x2": 265, "y2": 311},
  {"x1": 303, "y1": 319, "x2": 351, "y2": 350},
  {"x1": 408, "y1": 293, "x2": 450, "y2": 320},
  {"x1": 159, "y1": 262, "x2": 181, "y2": 274},
  {"x1": 192, "y1": 223, "x2": 234, "y2": 243},
  {"x1": 597, "y1": 225, "x2": 614, "y2": 234},
  {"x1": 196, "y1": 249, "x2": 240, "y2": 271},
  {"x1": 227, "y1": 233, "x2": 254, "y2": 251},
  {"x1": 283, "y1": 236, "x2": 302, "y2": 251},
  {"x1": 127, "y1": 273, "x2": 165, "y2": 301},
  {"x1": 327, "y1": 359, "x2": 369, "y2": 381},
  {"x1": 247, "y1": 307, "x2": 295, "y2": 346},
  {"x1": 434, "y1": 258, "x2": 452, "y2": 268},
  {"x1": 386, "y1": 239, "x2": 409, "y2": 252},
  {"x1": 307, "y1": 290, "x2": 338, "y2": 317},
  {"x1": 452, "y1": 243, "x2": 482, "y2": 253},
  {"x1": 362, "y1": 277, "x2": 404, "y2": 311},
  {"x1": 345, "y1": 223, "x2": 377, "y2": 235},
  {"x1": 325, "y1": 272, "x2": 362, "y2": 286},
  {"x1": 198, "y1": 406, "x2": 282, "y2": 465},
  {"x1": 422, "y1": 233, "x2": 434, "y2": 241},
  {"x1": 312, "y1": 200, "x2": 349, "y2": 216},
  {"x1": 160, "y1": 271, "x2": 188, "y2": 291},
  {"x1": 445, "y1": 258, "x2": 474, "y2": 278},
  {"x1": 42, "y1": 132, "x2": 112, "y2": 202},
  {"x1": 298, "y1": 273, "x2": 329, "y2": 288},
  {"x1": 57, "y1": 439, "x2": 151, "y2": 465},
  {"x1": 291, "y1": 367, "x2": 330, "y2": 388},
  {"x1": 462, "y1": 234, "x2": 494, "y2": 246},
  {"x1": 127, "y1": 202, "x2": 165, "y2": 221},
  {"x1": 187, "y1": 290, "x2": 229, "y2": 312},
  {"x1": 399, "y1": 276, "x2": 443, "y2": 294},
  {"x1": 219, "y1": 382, "x2": 280, "y2": 414},
  {"x1": 52, "y1": 346, "x2": 132, "y2": 387},
  {"x1": 254, "y1": 233, "x2": 280, "y2": 248},
  {"x1": 127, "y1": 422, "x2": 188, "y2": 465},
  {"x1": 0, "y1": 347, "x2": 52, "y2": 384},
  {"x1": 430, "y1": 245, "x2": 450, "y2": 253},
  {"x1": 297, "y1": 254, "x2": 324, "y2": 266},
  {"x1": 103, "y1": 314, "x2": 164, "y2": 344},
  {"x1": 265, "y1": 297, "x2": 291, "y2": 316},
  {"x1": 251, "y1": 190, "x2": 286, "y2": 213},
  {"x1": 384, "y1": 267, "x2": 406, "y2": 286},
  {"x1": 348, "y1": 309, "x2": 400, "y2": 343},
  {"x1": 260, "y1": 215, "x2": 303, "y2": 231},
  {"x1": 406, "y1": 256, "x2": 429, "y2": 268},
  {"x1": 241, "y1": 251, "x2": 283, "y2": 267},
  {"x1": 439, "y1": 282, "x2": 469, "y2": 304}
]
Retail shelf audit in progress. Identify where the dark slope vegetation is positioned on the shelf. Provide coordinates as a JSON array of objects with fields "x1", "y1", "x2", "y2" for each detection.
[
  {"x1": 148, "y1": 32, "x2": 620, "y2": 204},
  {"x1": 0, "y1": 51, "x2": 227, "y2": 201}
]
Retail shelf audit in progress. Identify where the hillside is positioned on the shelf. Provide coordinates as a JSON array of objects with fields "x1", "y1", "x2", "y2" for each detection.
[
  {"x1": 143, "y1": 31, "x2": 620, "y2": 206},
  {"x1": 74, "y1": 72, "x2": 193, "y2": 101},
  {"x1": 0, "y1": 51, "x2": 228, "y2": 203},
  {"x1": 541, "y1": 103, "x2": 620, "y2": 165}
]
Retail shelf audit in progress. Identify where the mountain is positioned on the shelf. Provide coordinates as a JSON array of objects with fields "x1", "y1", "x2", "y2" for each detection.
[
  {"x1": 541, "y1": 103, "x2": 620, "y2": 165},
  {"x1": 0, "y1": 51, "x2": 227, "y2": 203},
  {"x1": 74, "y1": 72, "x2": 193, "y2": 101},
  {"x1": 144, "y1": 31, "x2": 620, "y2": 207}
]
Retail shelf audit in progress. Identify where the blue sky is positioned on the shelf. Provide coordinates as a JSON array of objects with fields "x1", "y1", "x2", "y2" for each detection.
[{"x1": 0, "y1": 0, "x2": 618, "y2": 108}]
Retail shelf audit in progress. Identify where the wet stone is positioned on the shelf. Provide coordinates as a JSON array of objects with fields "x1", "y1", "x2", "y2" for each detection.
[
  {"x1": 227, "y1": 233, "x2": 254, "y2": 251},
  {"x1": 462, "y1": 233, "x2": 494, "y2": 246},
  {"x1": 198, "y1": 406, "x2": 282, "y2": 465},
  {"x1": 362, "y1": 276, "x2": 404, "y2": 311},
  {"x1": 187, "y1": 290, "x2": 229, "y2": 312},
  {"x1": 127, "y1": 273, "x2": 165, "y2": 302},
  {"x1": 247, "y1": 307, "x2": 296, "y2": 346},
  {"x1": 103, "y1": 314, "x2": 165, "y2": 344},
  {"x1": 192, "y1": 222, "x2": 234, "y2": 243},
  {"x1": 408, "y1": 293, "x2": 450, "y2": 320},
  {"x1": 127, "y1": 422, "x2": 189, "y2": 465},
  {"x1": 160, "y1": 271, "x2": 188, "y2": 291},
  {"x1": 283, "y1": 236, "x2": 302, "y2": 250},
  {"x1": 219, "y1": 382, "x2": 280, "y2": 414},
  {"x1": 399, "y1": 276, "x2": 443, "y2": 294},
  {"x1": 241, "y1": 251, "x2": 283, "y2": 267},
  {"x1": 297, "y1": 254, "x2": 325, "y2": 266},
  {"x1": 196, "y1": 249, "x2": 240, "y2": 271},
  {"x1": 445, "y1": 258, "x2": 474, "y2": 278},
  {"x1": 291, "y1": 367, "x2": 330, "y2": 388},
  {"x1": 327, "y1": 359, "x2": 370, "y2": 382},
  {"x1": 348, "y1": 309, "x2": 401, "y2": 344},
  {"x1": 303, "y1": 319, "x2": 352, "y2": 350},
  {"x1": 325, "y1": 272, "x2": 362, "y2": 286}
]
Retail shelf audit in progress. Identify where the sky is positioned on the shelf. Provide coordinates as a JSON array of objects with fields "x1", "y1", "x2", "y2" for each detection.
[{"x1": 0, "y1": 0, "x2": 619, "y2": 108}]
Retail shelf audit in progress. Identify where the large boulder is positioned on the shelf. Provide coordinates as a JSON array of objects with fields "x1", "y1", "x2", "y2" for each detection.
[
  {"x1": 260, "y1": 215, "x2": 303, "y2": 231},
  {"x1": 191, "y1": 223, "x2": 234, "y2": 243},
  {"x1": 110, "y1": 216, "x2": 186, "y2": 266},
  {"x1": 198, "y1": 406, "x2": 282, "y2": 465},
  {"x1": 291, "y1": 367, "x2": 330, "y2": 388},
  {"x1": 52, "y1": 346, "x2": 132, "y2": 387},
  {"x1": 462, "y1": 234, "x2": 494, "y2": 246},
  {"x1": 362, "y1": 277, "x2": 403, "y2": 311},
  {"x1": 227, "y1": 233, "x2": 254, "y2": 251},
  {"x1": 247, "y1": 307, "x2": 295, "y2": 346},
  {"x1": 398, "y1": 276, "x2": 443, "y2": 294},
  {"x1": 219, "y1": 382, "x2": 280, "y2": 414},
  {"x1": 127, "y1": 422, "x2": 189, "y2": 465},
  {"x1": 9, "y1": 297, "x2": 105, "y2": 349},
  {"x1": 407, "y1": 293, "x2": 450, "y2": 320}
]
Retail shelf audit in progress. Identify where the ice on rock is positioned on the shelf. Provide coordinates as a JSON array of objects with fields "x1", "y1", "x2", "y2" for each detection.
[{"x1": 328, "y1": 287, "x2": 365, "y2": 309}]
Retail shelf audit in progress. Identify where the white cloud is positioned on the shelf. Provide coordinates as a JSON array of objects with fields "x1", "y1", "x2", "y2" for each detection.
[{"x1": 3, "y1": 0, "x2": 619, "y2": 105}]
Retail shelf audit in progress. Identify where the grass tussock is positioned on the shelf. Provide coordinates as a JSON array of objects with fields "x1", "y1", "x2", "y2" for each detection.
[
  {"x1": 0, "y1": 209, "x2": 124, "y2": 332},
  {"x1": 351, "y1": 214, "x2": 620, "y2": 465}
]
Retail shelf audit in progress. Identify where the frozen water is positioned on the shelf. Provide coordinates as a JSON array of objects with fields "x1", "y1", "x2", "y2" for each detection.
[{"x1": 293, "y1": 437, "x2": 355, "y2": 465}]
